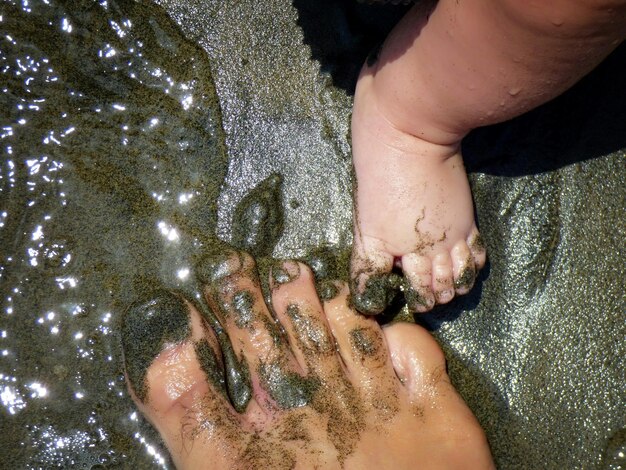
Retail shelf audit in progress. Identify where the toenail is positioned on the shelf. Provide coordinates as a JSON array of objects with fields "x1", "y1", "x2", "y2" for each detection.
[
  {"x1": 436, "y1": 289, "x2": 454, "y2": 303},
  {"x1": 121, "y1": 291, "x2": 191, "y2": 403},
  {"x1": 454, "y1": 265, "x2": 475, "y2": 291},
  {"x1": 469, "y1": 232, "x2": 486, "y2": 253},
  {"x1": 271, "y1": 260, "x2": 300, "y2": 286},
  {"x1": 258, "y1": 362, "x2": 320, "y2": 409},
  {"x1": 286, "y1": 304, "x2": 333, "y2": 355},
  {"x1": 306, "y1": 245, "x2": 338, "y2": 280},
  {"x1": 195, "y1": 247, "x2": 242, "y2": 285},
  {"x1": 405, "y1": 286, "x2": 434, "y2": 312},
  {"x1": 349, "y1": 327, "x2": 382, "y2": 358},
  {"x1": 317, "y1": 280, "x2": 339, "y2": 301}
]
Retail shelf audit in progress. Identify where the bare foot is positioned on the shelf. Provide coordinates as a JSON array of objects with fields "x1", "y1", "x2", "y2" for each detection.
[
  {"x1": 350, "y1": 0, "x2": 625, "y2": 314},
  {"x1": 121, "y1": 252, "x2": 494, "y2": 469},
  {"x1": 349, "y1": 2, "x2": 487, "y2": 315},
  {"x1": 350, "y1": 62, "x2": 486, "y2": 314}
]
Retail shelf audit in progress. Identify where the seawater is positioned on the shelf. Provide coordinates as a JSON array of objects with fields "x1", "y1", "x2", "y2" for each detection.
[{"x1": 1, "y1": 0, "x2": 228, "y2": 466}]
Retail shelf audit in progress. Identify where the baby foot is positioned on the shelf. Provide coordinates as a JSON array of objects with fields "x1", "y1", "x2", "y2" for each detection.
[
  {"x1": 350, "y1": 56, "x2": 486, "y2": 315},
  {"x1": 121, "y1": 252, "x2": 494, "y2": 469}
]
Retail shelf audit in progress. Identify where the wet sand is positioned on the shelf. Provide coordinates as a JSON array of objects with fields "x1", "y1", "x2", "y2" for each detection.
[{"x1": 0, "y1": 0, "x2": 624, "y2": 468}]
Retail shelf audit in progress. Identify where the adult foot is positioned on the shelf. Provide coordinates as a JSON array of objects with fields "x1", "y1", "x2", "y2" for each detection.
[{"x1": 122, "y1": 252, "x2": 494, "y2": 469}]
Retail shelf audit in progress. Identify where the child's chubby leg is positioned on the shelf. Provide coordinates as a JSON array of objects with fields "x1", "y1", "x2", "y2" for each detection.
[{"x1": 351, "y1": 0, "x2": 626, "y2": 314}]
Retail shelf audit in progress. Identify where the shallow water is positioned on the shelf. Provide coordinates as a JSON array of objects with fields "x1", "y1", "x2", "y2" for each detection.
[
  {"x1": 1, "y1": 0, "x2": 229, "y2": 466},
  {"x1": 1, "y1": 0, "x2": 625, "y2": 468}
]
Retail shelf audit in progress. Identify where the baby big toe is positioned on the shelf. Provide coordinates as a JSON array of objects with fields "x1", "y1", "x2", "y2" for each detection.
[
  {"x1": 121, "y1": 292, "x2": 238, "y2": 469},
  {"x1": 350, "y1": 237, "x2": 396, "y2": 315},
  {"x1": 432, "y1": 252, "x2": 455, "y2": 304}
]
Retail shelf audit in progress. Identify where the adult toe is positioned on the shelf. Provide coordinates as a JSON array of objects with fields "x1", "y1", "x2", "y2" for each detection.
[
  {"x1": 324, "y1": 284, "x2": 401, "y2": 417},
  {"x1": 121, "y1": 291, "x2": 241, "y2": 469},
  {"x1": 270, "y1": 261, "x2": 339, "y2": 375}
]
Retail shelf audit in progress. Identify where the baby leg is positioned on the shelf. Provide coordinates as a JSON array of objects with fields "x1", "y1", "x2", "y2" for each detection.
[{"x1": 351, "y1": 0, "x2": 626, "y2": 313}]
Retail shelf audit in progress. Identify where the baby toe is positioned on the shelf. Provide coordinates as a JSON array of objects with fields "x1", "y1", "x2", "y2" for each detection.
[
  {"x1": 451, "y1": 241, "x2": 476, "y2": 295},
  {"x1": 350, "y1": 235, "x2": 396, "y2": 315},
  {"x1": 121, "y1": 292, "x2": 242, "y2": 469},
  {"x1": 467, "y1": 226, "x2": 487, "y2": 270},
  {"x1": 401, "y1": 252, "x2": 435, "y2": 312},
  {"x1": 432, "y1": 252, "x2": 455, "y2": 304}
]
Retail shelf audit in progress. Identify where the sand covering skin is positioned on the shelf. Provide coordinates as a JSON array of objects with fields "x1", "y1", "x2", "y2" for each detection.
[{"x1": 0, "y1": 0, "x2": 624, "y2": 468}]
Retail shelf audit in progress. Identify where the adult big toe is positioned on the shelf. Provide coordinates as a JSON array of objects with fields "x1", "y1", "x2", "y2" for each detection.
[{"x1": 382, "y1": 322, "x2": 495, "y2": 470}]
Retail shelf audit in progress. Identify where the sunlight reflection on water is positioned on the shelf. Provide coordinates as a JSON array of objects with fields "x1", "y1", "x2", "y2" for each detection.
[{"x1": 1, "y1": 0, "x2": 227, "y2": 466}]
